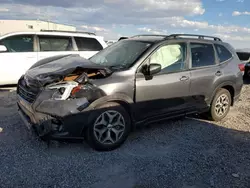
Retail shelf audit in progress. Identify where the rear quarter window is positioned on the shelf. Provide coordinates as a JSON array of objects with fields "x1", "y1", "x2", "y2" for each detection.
[
  {"x1": 74, "y1": 37, "x2": 103, "y2": 51},
  {"x1": 215, "y1": 44, "x2": 233, "y2": 63}
]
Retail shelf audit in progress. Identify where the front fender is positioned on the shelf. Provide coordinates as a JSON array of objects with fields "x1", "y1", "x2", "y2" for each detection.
[
  {"x1": 83, "y1": 92, "x2": 134, "y2": 111},
  {"x1": 78, "y1": 93, "x2": 135, "y2": 133}
]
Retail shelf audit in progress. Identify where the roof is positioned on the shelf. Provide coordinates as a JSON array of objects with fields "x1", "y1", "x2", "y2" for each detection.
[
  {"x1": 0, "y1": 30, "x2": 104, "y2": 39},
  {"x1": 124, "y1": 34, "x2": 223, "y2": 44},
  {"x1": 127, "y1": 35, "x2": 167, "y2": 43}
]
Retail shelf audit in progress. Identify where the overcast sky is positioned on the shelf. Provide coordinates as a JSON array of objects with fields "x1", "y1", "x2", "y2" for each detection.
[{"x1": 0, "y1": 0, "x2": 250, "y2": 48}]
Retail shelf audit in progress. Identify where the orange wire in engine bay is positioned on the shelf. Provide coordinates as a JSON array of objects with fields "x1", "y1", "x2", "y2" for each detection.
[{"x1": 63, "y1": 70, "x2": 102, "y2": 81}]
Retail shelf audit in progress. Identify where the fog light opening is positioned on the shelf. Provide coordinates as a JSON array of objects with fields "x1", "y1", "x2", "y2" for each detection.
[
  {"x1": 51, "y1": 119, "x2": 63, "y2": 132},
  {"x1": 58, "y1": 124, "x2": 63, "y2": 132}
]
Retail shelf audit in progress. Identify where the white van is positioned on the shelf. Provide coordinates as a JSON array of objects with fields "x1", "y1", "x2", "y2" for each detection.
[{"x1": 0, "y1": 30, "x2": 107, "y2": 85}]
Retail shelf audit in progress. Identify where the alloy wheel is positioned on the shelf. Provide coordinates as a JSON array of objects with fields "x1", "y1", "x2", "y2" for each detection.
[
  {"x1": 214, "y1": 94, "x2": 230, "y2": 117},
  {"x1": 93, "y1": 110, "x2": 125, "y2": 145}
]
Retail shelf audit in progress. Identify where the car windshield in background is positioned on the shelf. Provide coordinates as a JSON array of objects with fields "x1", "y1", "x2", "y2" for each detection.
[
  {"x1": 237, "y1": 52, "x2": 250, "y2": 61},
  {"x1": 89, "y1": 40, "x2": 152, "y2": 69}
]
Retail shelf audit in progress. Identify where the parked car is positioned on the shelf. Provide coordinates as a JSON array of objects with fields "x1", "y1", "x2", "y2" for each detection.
[
  {"x1": 105, "y1": 40, "x2": 117, "y2": 46},
  {"x1": 236, "y1": 51, "x2": 250, "y2": 77},
  {"x1": 118, "y1": 36, "x2": 128, "y2": 41},
  {"x1": 0, "y1": 30, "x2": 107, "y2": 85},
  {"x1": 17, "y1": 34, "x2": 243, "y2": 151}
]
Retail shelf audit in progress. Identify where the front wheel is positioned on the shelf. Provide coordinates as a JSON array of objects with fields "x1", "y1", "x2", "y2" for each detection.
[
  {"x1": 208, "y1": 88, "x2": 232, "y2": 121},
  {"x1": 85, "y1": 102, "x2": 131, "y2": 151}
]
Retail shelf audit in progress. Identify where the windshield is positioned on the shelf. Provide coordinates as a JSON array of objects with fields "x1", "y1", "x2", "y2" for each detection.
[{"x1": 89, "y1": 40, "x2": 152, "y2": 69}]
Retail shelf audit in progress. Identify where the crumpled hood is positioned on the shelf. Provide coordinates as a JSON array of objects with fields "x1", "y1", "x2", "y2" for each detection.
[{"x1": 25, "y1": 54, "x2": 112, "y2": 87}]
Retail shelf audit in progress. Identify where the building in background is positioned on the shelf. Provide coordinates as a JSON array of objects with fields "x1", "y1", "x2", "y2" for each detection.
[{"x1": 0, "y1": 20, "x2": 76, "y2": 36}]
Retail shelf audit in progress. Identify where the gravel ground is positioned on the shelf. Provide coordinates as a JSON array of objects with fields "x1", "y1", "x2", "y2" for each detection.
[{"x1": 0, "y1": 84, "x2": 250, "y2": 188}]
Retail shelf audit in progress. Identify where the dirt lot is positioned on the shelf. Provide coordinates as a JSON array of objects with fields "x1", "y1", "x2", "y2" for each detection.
[{"x1": 0, "y1": 84, "x2": 250, "y2": 188}]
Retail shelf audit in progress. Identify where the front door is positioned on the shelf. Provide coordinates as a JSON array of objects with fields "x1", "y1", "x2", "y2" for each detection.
[
  {"x1": 0, "y1": 34, "x2": 37, "y2": 85},
  {"x1": 135, "y1": 42, "x2": 192, "y2": 121}
]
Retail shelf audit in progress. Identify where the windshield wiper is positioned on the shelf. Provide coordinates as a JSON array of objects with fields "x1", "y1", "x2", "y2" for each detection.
[{"x1": 110, "y1": 64, "x2": 127, "y2": 70}]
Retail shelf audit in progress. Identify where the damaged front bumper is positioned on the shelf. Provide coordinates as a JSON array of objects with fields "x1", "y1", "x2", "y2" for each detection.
[{"x1": 17, "y1": 91, "x2": 91, "y2": 140}]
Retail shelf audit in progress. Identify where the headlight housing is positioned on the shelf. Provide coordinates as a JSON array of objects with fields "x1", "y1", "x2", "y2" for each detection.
[{"x1": 46, "y1": 81, "x2": 79, "y2": 100}]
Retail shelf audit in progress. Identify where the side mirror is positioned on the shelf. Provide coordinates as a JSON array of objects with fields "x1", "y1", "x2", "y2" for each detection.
[
  {"x1": 149, "y1": 63, "x2": 161, "y2": 75},
  {"x1": 0, "y1": 45, "x2": 7, "y2": 52}
]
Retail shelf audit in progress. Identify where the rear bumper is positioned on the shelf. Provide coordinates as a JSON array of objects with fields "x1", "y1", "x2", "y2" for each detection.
[{"x1": 233, "y1": 72, "x2": 244, "y2": 105}]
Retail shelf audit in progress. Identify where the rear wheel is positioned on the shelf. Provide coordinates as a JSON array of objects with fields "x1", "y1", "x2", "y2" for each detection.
[
  {"x1": 208, "y1": 88, "x2": 231, "y2": 121},
  {"x1": 85, "y1": 102, "x2": 131, "y2": 151}
]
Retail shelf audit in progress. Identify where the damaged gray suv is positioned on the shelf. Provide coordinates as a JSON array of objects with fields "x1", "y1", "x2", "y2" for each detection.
[{"x1": 17, "y1": 34, "x2": 243, "y2": 151}]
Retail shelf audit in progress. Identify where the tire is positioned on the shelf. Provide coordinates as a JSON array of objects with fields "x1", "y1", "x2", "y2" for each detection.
[
  {"x1": 208, "y1": 88, "x2": 232, "y2": 121},
  {"x1": 85, "y1": 102, "x2": 131, "y2": 151}
]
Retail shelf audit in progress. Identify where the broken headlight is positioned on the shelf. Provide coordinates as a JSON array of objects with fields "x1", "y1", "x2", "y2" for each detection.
[{"x1": 46, "y1": 81, "x2": 79, "y2": 100}]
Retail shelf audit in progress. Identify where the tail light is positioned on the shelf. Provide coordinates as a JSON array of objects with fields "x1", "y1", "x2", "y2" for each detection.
[{"x1": 238, "y1": 63, "x2": 245, "y2": 72}]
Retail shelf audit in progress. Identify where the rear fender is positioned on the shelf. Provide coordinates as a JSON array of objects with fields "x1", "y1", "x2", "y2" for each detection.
[{"x1": 208, "y1": 81, "x2": 235, "y2": 105}]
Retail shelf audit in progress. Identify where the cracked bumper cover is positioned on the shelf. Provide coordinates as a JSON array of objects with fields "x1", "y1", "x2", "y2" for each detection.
[{"x1": 17, "y1": 94, "x2": 91, "y2": 140}]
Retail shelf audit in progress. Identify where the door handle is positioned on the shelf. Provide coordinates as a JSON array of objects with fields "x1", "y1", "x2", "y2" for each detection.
[
  {"x1": 180, "y1": 76, "x2": 189, "y2": 81},
  {"x1": 215, "y1": 71, "x2": 222, "y2": 76}
]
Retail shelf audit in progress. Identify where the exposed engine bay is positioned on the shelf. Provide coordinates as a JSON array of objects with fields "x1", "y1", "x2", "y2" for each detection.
[
  {"x1": 63, "y1": 68, "x2": 109, "y2": 82},
  {"x1": 45, "y1": 68, "x2": 107, "y2": 102},
  {"x1": 21, "y1": 54, "x2": 112, "y2": 102}
]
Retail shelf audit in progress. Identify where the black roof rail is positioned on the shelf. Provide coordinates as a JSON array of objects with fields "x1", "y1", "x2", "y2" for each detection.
[
  {"x1": 131, "y1": 34, "x2": 168, "y2": 38},
  {"x1": 166, "y1": 34, "x2": 222, "y2": 41},
  {"x1": 40, "y1": 30, "x2": 96, "y2": 35},
  {"x1": 118, "y1": 37, "x2": 129, "y2": 41}
]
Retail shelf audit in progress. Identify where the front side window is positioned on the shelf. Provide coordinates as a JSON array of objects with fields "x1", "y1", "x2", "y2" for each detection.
[
  {"x1": 215, "y1": 44, "x2": 232, "y2": 63},
  {"x1": 90, "y1": 40, "x2": 152, "y2": 69},
  {"x1": 39, "y1": 36, "x2": 73, "y2": 52},
  {"x1": 191, "y1": 43, "x2": 215, "y2": 68},
  {"x1": 149, "y1": 43, "x2": 186, "y2": 73},
  {"x1": 75, "y1": 37, "x2": 103, "y2": 51},
  {"x1": 0, "y1": 35, "x2": 33, "y2": 52}
]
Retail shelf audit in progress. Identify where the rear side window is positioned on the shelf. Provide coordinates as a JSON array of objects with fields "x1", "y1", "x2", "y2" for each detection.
[
  {"x1": 215, "y1": 44, "x2": 232, "y2": 63},
  {"x1": 190, "y1": 43, "x2": 215, "y2": 68},
  {"x1": 0, "y1": 35, "x2": 34, "y2": 52},
  {"x1": 74, "y1": 37, "x2": 103, "y2": 51},
  {"x1": 38, "y1": 36, "x2": 74, "y2": 52}
]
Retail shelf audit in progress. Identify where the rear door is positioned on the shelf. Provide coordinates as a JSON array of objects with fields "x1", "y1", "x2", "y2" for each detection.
[
  {"x1": 37, "y1": 35, "x2": 78, "y2": 61},
  {"x1": 188, "y1": 42, "x2": 220, "y2": 109},
  {"x1": 135, "y1": 42, "x2": 192, "y2": 121},
  {"x1": 74, "y1": 36, "x2": 104, "y2": 59},
  {"x1": 0, "y1": 34, "x2": 37, "y2": 85}
]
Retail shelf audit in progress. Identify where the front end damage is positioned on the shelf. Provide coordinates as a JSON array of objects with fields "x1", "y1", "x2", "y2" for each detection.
[{"x1": 17, "y1": 55, "x2": 111, "y2": 140}]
